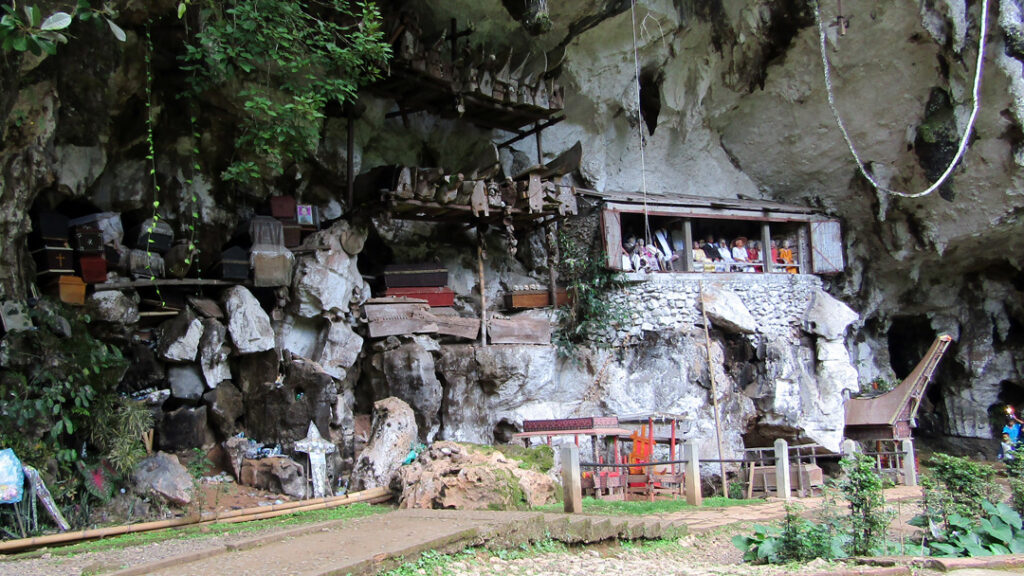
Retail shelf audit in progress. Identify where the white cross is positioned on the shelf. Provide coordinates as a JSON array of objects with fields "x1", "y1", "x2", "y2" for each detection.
[{"x1": 294, "y1": 421, "x2": 336, "y2": 499}]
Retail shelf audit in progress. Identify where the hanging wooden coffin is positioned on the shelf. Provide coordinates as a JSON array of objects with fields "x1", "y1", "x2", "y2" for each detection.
[
  {"x1": 382, "y1": 264, "x2": 448, "y2": 288},
  {"x1": 217, "y1": 246, "x2": 249, "y2": 281},
  {"x1": 269, "y1": 195, "x2": 297, "y2": 219},
  {"x1": 32, "y1": 245, "x2": 75, "y2": 275},
  {"x1": 69, "y1": 212, "x2": 122, "y2": 246},
  {"x1": 430, "y1": 308, "x2": 480, "y2": 340},
  {"x1": 56, "y1": 276, "x2": 86, "y2": 306},
  {"x1": 504, "y1": 289, "x2": 568, "y2": 310},
  {"x1": 133, "y1": 219, "x2": 174, "y2": 253},
  {"x1": 488, "y1": 315, "x2": 551, "y2": 345},
  {"x1": 384, "y1": 286, "x2": 455, "y2": 307},
  {"x1": 282, "y1": 222, "x2": 302, "y2": 248},
  {"x1": 251, "y1": 247, "x2": 293, "y2": 287},
  {"x1": 73, "y1": 225, "x2": 104, "y2": 253},
  {"x1": 76, "y1": 254, "x2": 108, "y2": 284},
  {"x1": 129, "y1": 249, "x2": 165, "y2": 279}
]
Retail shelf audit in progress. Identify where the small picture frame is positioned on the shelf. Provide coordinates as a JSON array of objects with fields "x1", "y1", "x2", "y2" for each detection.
[
  {"x1": 296, "y1": 205, "x2": 315, "y2": 226},
  {"x1": 0, "y1": 301, "x2": 32, "y2": 333}
]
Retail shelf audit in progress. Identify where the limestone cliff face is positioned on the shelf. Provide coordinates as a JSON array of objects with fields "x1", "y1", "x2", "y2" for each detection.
[{"x1": 1, "y1": 0, "x2": 1022, "y2": 453}]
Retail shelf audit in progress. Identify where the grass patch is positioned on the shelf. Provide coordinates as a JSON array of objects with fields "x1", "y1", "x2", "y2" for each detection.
[
  {"x1": 534, "y1": 496, "x2": 764, "y2": 515},
  {"x1": 7, "y1": 502, "x2": 387, "y2": 559},
  {"x1": 619, "y1": 537, "x2": 679, "y2": 552},
  {"x1": 380, "y1": 539, "x2": 566, "y2": 576},
  {"x1": 460, "y1": 443, "x2": 555, "y2": 473}
]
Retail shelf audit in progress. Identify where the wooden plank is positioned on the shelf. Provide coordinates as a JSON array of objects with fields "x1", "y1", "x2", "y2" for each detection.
[
  {"x1": 682, "y1": 219, "x2": 694, "y2": 272},
  {"x1": 601, "y1": 209, "x2": 623, "y2": 271},
  {"x1": 433, "y1": 315, "x2": 480, "y2": 339},
  {"x1": 367, "y1": 316, "x2": 438, "y2": 338},
  {"x1": 810, "y1": 219, "x2": 844, "y2": 273},
  {"x1": 188, "y1": 297, "x2": 224, "y2": 319},
  {"x1": 364, "y1": 301, "x2": 430, "y2": 322},
  {"x1": 488, "y1": 316, "x2": 551, "y2": 344}
]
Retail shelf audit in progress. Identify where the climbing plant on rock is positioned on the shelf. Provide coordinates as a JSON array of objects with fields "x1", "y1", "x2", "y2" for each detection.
[{"x1": 180, "y1": 0, "x2": 391, "y2": 183}]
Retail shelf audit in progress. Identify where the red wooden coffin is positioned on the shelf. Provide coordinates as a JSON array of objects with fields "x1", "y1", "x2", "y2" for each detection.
[
  {"x1": 384, "y1": 286, "x2": 455, "y2": 307},
  {"x1": 282, "y1": 221, "x2": 302, "y2": 248},
  {"x1": 269, "y1": 195, "x2": 297, "y2": 219},
  {"x1": 383, "y1": 264, "x2": 448, "y2": 288},
  {"x1": 76, "y1": 254, "x2": 108, "y2": 284}
]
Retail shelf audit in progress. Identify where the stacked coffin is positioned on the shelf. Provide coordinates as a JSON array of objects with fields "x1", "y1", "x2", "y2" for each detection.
[
  {"x1": 250, "y1": 216, "x2": 294, "y2": 287},
  {"x1": 31, "y1": 212, "x2": 84, "y2": 305},
  {"x1": 269, "y1": 195, "x2": 319, "y2": 249},
  {"x1": 382, "y1": 264, "x2": 453, "y2": 307},
  {"x1": 128, "y1": 216, "x2": 172, "y2": 279}
]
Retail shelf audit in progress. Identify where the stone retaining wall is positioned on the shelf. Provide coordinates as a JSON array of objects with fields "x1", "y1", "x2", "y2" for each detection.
[{"x1": 604, "y1": 272, "x2": 823, "y2": 342}]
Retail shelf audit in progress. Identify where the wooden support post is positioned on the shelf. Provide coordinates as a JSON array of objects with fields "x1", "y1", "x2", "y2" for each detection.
[
  {"x1": 477, "y1": 237, "x2": 487, "y2": 347},
  {"x1": 684, "y1": 441, "x2": 702, "y2": 506},
  {"x1": 682, "y1": 219, "x2": 694, "y2": 272},
  {"x1": 761, "y1": 222, "x2": 772, "y2": 273},
  {"x1": 797, "y1": 225, "x2": 811, "y2": 273},
  {"x1": 902, "y1": 439, "x2": 918, "y2": 487},
  {"x1": 561, "y1": 444, "x2": 583, "y2": 513},
  {"x1": 774, "y1": 438, "x2": 791, "y2": 501},
  {"x1": 670, "y1": 419, "x2": 677, "y2": 475}
]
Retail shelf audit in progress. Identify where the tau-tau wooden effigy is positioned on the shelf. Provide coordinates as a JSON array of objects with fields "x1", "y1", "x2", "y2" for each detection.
[{"x1": 844, "y1": 334, "x2": 953, "y2": 441}]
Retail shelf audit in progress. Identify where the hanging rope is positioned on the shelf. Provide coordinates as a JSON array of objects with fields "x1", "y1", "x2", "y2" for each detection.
[
  {"x1": 813, "y1": 0, "x2": 989, "y2": 198},
  {"x1": 630, "y1": 0, "x2": 651, "y2": 245}
]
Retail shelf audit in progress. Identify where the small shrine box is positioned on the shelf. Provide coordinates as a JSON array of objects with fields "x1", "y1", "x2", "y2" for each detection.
[
  {"x1": 269, "y1": 196, "x2": 297, "y2": 219},
  {"x1": 504, "y1": 289, "x2": 569, "y2": 310},
  {"x1": 252, "y1": 251, "x2": 293, "y2": 287},
  {"x1": 73, "y1": 225, "x2": 104, "y2": 253},
  {"x1": 132, "y1": 218, "x2": 174, "y2": 253},
  {"x1": 34, "y1": 212, "x2": 69, "y2": 244},
  {"x1": 282, "y1": 222, "x2": 302, "y2": 248},
  {"x1": 217, "y1": 246, "x2": 250, "y2": 281},
  {"x1": 32, "y1": 245, "x2": 75, "y2": 276},
  {"x1": 56, "y1": 276, "x2": 86, "y2": 306},
  {"x1": 383, "y1": 264, "x2": 448, "y2": 288},
  {"x1": 384, "y1": 286, "x2": 455, "y2": 307},
  {"x1": 76, "y1": 254, "x2": 108, "y2": 284}
]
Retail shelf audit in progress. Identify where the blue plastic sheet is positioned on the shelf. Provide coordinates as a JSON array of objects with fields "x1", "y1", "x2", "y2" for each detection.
[{"x1": 0, "y1": 448, "x2": 24, "y2": 504}]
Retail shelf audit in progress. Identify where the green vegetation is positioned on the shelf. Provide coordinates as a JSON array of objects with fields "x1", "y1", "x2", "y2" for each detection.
[
  {"x1": 554, "y1": 231, "x2": 626, "y2": 355},
  {"x1": 380, "y1": 539, "x2": 567, "y2": 576},
  {"x1": 922, "y1": 501, "x2": 1024, "y2": 557},
  {"x1": 8, "y1": 502, "x2": 385, "y2": 559},
  {"x1": 839, "y1": 452, "x2": 892, "y2": 556},
  {"x1": 180, "y1": 0, "x2": 391, "y2": 183},
  {"x1": 465, "y1": 443, "x2": 555, "y2": 473},
  {"x1": 0, "y1": 2, "x2": 125, "y2": 56},
  {"x1": 534, "y1": 495, "x2": 764, "y2": 515}
]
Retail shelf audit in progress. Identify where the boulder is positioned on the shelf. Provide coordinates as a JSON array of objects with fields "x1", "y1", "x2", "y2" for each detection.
[
  {"x1": 350, "y1": 397, "x2": 417, "y2": 491},
  {"x1": 132, "y1": 452, "x2": 193, "y2": 505},
  {"x1": 167, "y1": 364, "x2": 205, "y2": 402},
  {"x1": 282, "y1": 314, "x2": 323, "y2": 360},
  {"x1": 157, "y1": 309, "x2": 204, "y2": 362},
  {"x1": 223, "y1": 286, "x2": 275, "y2": 354},
  {"x1": 369, "y1": 340, "x2": 442, "y2": 442},
  {"x1": 291, "y1": 220, "x2": 369, "y2": 318},
  {"x1": 120, "y1": 343, "x2": 166, "y2": 393},
  {"x1": 223, "y1": 435, "x2": 255, "y2": 479},
  {"x1": 203, "y1": 381, "x2": 244, "y2": 438},
  {"x1": 803, "y1": 289, "x2": 859, "y2": 340},
  {"x1": 198, "y1": 318, "x2": 231, "y2": 388},
  {"x1": 238, "y1": 456, "x2": 306, "y2": 499},
  {"x1": 396, "y1": 441, "x2": 556, "y2": 510},
  {"x1": 699, "y1": 285, "x2": 758, "y2": 334},
  {"x1": 244, "y1": 357, "x2": 337, "y2": 446},
  {"x1": 236, "y1": 350, "x2": 279, "y2": 396},
  {"x1": 88, "y1": 290, "x2": 139, "y2": 324},
  {"x1": 157, "y1": 405, "x2": 211, "y2": 452},
  {"x1": 315, "y1": 320, "x2": 363, "y2": 380}
]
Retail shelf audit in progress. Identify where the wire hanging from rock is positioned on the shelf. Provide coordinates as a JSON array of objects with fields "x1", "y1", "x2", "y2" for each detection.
[
  {"x1": 630, "y1": 0, "x2": 651, "y2": 246},
  {"x1": 813, "y1": 0, "x2": 989, "y2": 198}
]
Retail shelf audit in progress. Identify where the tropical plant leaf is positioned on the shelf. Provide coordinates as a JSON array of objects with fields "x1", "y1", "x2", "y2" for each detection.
[
  {"x1": 40, "y1": 12, "x2": 72, "y2": 31},
  {"x1": 105, "y1": 17, "x2": 125, "y2": 42}
]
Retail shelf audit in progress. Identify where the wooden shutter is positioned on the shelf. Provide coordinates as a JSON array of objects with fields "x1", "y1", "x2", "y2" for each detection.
[
  {"x1": 601, "y1": 209, "x2": 623, "y2": 270},
  {"x1": 810, "y1": 220, "x2": 844, "y2": 274}
]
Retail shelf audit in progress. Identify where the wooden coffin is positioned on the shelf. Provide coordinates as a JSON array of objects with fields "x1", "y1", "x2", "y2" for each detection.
[
  {"x1": 430, "y1": 308, "x2": 480, "y2": 340},
  {"x1": 132, "y1": 219, "x2": 173, "y2": 253},
  {"x1": 76, "y1": 254, "x2": 108, "y2": 284},
  {"x1": 252, "y1": 249, "x2": 293, "y2": 287},
  {"x1": 32, "y1": 245, "x2": 75, "y2": 275},
  {"x1": 129, "y1": 249, "x2": 165, "y2": 279},
  {"x1": 73, "y1": 225, "x2": 104, "y2": 253},
  {"x1": 488, "y1": 316, "x2": 551, "y2": 345},
  {"x1": 33, "y1": 211, "x2": 69, "y2": 243},
  {"x1": 363, "y1": 299, "x2": 438, "y2": 338},
  {"x1": 217, "y1": 246, "x2": 250, "y2": 281},
  {"x1": 383, "y1": 264, "x2": 448, "y2": 288},
  {"x1": 384, "y1": 286, "x2": 454, "y2": 307},
  {"x1": 269, "y1": 195, "x2": 297, "y2": 219},
  {"x1": 250, "y1": 216, "x2": 285, "y2": 246},
  {"x1": 504, "y1": 289, "x2": 568, "y2": 310},
  {"x1": 56, "y1": 276, "x2": 86, "y2": 306},
  {"x1": 282, "y1": 221, "x2": 302, "y2": 248},
  {"x1": 523, "y1": 416, "x2": 619, "y2": 433}
]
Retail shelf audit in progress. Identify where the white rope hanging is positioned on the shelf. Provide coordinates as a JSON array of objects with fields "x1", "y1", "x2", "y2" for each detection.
[
  {"x1": 630, "y1": 0, "x2": 651, "y2": 245},
  {"x1": 813, "y1": 0, "x2": 989, "y2": 198}
]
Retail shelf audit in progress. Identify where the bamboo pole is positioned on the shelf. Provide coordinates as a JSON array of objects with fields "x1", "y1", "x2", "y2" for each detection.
[
  {"x1": 477, "y1": 233, "x2": 488, "y2": 347},
  {"x1": 699, "y1": 282, "x2": 730, "y2": 498},
  {"x1": 0, "y1": 487, "x2": 391, "y2": 554}
]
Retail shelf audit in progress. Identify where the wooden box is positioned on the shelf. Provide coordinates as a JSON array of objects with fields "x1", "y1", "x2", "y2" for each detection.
[
  {"x1": 129, "y1": 249, "x2": 165, "y2": 279},
  {"x1": 282, "y1": 221, "x2": 302, "y2": 248},
  {"x1": 384, "y1": 286, "x2": 454, "y2": 307},
  {"x1": 252, "y1": 251, "x2": 293, "y2": 287},
  {"x1": 132, "y1": 219, "x2": 173, "y2": 253},
  {"x1": 269, "y1": 196, "x2": 296, "y2": 219},
  {"x1": 250, "y1": 216, "x2": 285, "y2": 246},
  {"x1": 76, "y1": 254, "x2": 108, "y2": 284},
  {"x1": 383, "y1": 264, "x2": 448, "y2": 288},
  {"x1": 488, "y1": 316, "x2": 551, "y2": 345},
  {"x1": 523, "y1": 416, "x2": 619, "y2": 433},
  {"x1": 73, "y1": 225, "x2": 104, "y2": 253},
  {"x1": 503, "y1": 289, "x2": 569, "y2": 310},
  {"x1": 57, "y1": 276, "x2": 86, "y2": 306},
  {"x1": 32, "y1": 245, "x2": 75, "y2": 275},
  {"x1": 217, "y1": 246, "x2": 250, "y2": 281}
]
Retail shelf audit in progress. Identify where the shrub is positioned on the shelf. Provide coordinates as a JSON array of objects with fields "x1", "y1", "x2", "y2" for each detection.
[
  {"x1": 926, "y1": 453, "x2": 999, "y2": 520},
  {"x1": 839, "y1": 453, "x2": 892, "y2": 556}
]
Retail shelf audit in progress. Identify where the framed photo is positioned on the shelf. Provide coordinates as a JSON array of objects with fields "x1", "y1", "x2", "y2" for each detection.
[{"x1": 296, "y1": 205, "x2": 315, "y2": 226}]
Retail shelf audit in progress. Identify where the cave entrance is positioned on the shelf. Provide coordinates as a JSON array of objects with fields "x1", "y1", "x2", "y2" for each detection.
[
  {"x1": 988, "y1": 380, "x2": 1024, "y2": 437},
  {"x1": 886, "y1": 316, "x2": 936, "y2": 380}
]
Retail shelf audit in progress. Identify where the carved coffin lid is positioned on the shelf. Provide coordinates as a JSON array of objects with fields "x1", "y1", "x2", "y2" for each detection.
[{"x1": 250, "y1": 216, "x2": 285, "y2": 247}]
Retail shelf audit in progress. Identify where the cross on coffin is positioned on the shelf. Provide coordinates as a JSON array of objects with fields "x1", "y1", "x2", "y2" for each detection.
[{"x1": 294, "y1": 421, "x2": 336, "y2": 499}]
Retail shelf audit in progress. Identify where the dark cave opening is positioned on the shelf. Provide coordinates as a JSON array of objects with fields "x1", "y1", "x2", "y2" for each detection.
[
  {"x1": 886, "y1": 316, "x2": 936, "y2": 380},
  {"x1": 989, "y1": 380, "x2": 1024, "y2": 437},
  {"x1": 493, "y1": 419, "x2": 518, "y2": 444},
  {"x1": 638, "y1": 66, "x2": 663, "y2": 136}
]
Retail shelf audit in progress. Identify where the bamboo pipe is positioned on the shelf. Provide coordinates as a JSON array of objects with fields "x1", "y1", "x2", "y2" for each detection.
[
  {"x1": 0, "y1": 486, "x2": 391, "y2": 554},
  {"x1": 700, "y1": 282, "x2": 730, "y2": 499}
]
